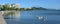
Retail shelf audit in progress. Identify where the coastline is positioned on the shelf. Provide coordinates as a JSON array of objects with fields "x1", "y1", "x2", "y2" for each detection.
[{"x1": 0, "y1": 11, "x2": 6, "y2": 24}]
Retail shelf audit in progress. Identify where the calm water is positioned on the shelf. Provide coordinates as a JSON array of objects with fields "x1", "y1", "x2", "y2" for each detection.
[{"x1": 4, "y1": 10, "x2": 60, "y2": 24}]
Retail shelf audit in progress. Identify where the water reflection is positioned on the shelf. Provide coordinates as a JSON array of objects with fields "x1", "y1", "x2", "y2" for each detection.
[
  {"x1": 4, "y1": 11, "x2": 20, "y2": 24},
  {"x1": 4, "y1": 10, "x2": 60, "y2": 24},
  {"x1": 4, "y1": 12, "x2": 15, "y2": 19},
  {"x1": 4, "y1": 11, "x2": 20, "y2": 19}
]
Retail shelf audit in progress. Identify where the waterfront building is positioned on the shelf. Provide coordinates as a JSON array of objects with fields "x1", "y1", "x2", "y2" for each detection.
[
  {"x1": 3, "y1": 3, "x2": 20, "y2": 8},
  {"x1": 14, "y1": 4, "x2": 20, "y2": 8}
]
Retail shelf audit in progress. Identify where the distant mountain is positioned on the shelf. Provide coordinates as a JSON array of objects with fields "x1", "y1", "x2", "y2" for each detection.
[{"x1": 31, "y1": 7, "x2": 47, "y2": 10}]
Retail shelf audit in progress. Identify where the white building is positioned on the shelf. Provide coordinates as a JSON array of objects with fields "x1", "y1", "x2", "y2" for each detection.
[
  {"x1": 0, "y1": 5, "x2": 3, "y2": 8},
  {"x1": 4, "y1": 3, "x2": 20, "y2": 8},
  {"x1": 0, "y1": 4, "x2": 3, "y2": 10},
  {"x1": 14, "y1": 4, "x2": 20, "y2": 8}
]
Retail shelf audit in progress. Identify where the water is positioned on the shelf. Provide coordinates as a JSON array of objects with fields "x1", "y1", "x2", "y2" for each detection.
[{"x1": 4, "y1": 10, "x2": 60, "y2": 24}]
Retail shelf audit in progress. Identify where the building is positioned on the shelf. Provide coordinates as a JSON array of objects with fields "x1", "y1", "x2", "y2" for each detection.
[
  {"x1": 4, "y1": 3, "x2": 20, "y2": 8},
  {"x1": 0, "y1": 3, "x2": 20, "y2": 10},
  {"x1": 0, "y1": 5, "x2": 3, "y2": 8},
  {"x1": 0, "y1": 4, "x2": 4, "y2": 10},
  {"x1": 10, "y1": 3, "x2": 20, "y2": 8},
  {"x1": 14, "y1": 4, "x2": 20, "y2": 8}
]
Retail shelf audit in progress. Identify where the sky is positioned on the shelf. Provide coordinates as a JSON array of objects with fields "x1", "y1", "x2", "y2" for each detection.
[{"x1": 0, "y1": 0, "x2": 60, "y2": 9}]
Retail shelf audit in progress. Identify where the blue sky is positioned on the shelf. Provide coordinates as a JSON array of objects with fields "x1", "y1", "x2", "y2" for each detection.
[{"x1": 0, "y1": 0, "x2": 60, "y2": 9}]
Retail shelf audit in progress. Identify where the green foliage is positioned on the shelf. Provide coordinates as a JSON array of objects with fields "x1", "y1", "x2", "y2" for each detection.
[
  {"x1": 20, "y1": 7, "x2": 47, "y2": 11},
  {"x1": 0, "y1": 4, "x2": 47, "y2": 11}
]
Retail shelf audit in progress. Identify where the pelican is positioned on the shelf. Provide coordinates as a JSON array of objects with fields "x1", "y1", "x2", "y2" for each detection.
[
  {"x1": 36, "y1": 16, "x2": 47, "y2": 21},
  {"x1": 36, "y1": 16, "x2": 44, "y2": 19}
]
